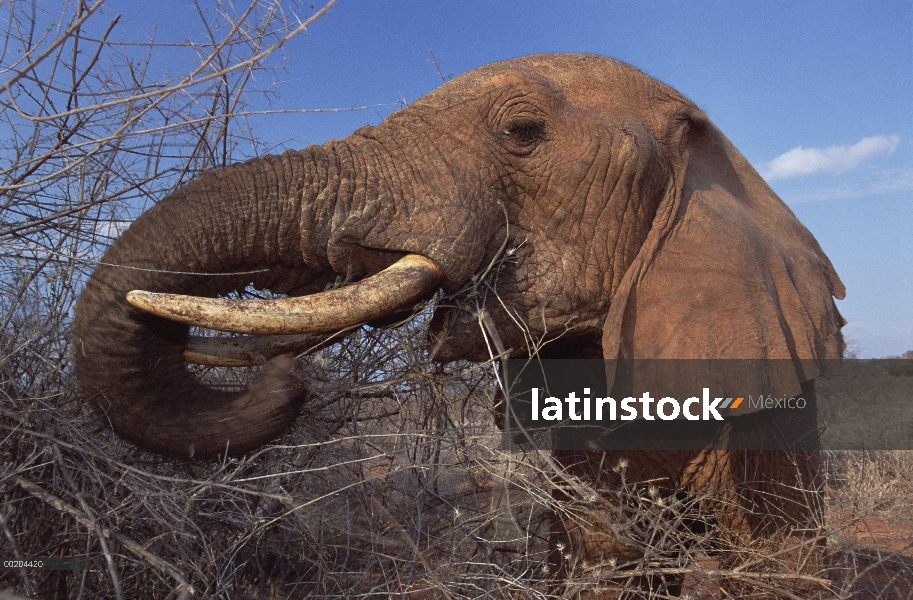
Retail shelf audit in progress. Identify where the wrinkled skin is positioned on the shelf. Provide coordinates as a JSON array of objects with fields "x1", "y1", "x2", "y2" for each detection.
[{"x1": 74, "y1": 54, "x2": 845, "y2": 598}]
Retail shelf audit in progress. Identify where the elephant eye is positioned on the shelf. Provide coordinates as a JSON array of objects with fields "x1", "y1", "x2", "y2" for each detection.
[{"x1": 502, "y1": 118, "x2": 546, "y2": 147}]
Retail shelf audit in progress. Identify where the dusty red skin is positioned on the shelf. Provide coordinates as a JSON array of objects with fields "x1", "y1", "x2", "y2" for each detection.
[{"x1": 74, "y1": 53, "x2": 845, "y2": 597}]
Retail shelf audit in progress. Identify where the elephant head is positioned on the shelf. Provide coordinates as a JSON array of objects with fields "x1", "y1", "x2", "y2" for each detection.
[{"x1": 73, "y1": 53, "x2": 845, "y2": 459}]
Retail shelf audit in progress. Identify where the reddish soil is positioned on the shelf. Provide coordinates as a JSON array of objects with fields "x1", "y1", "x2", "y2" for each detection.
[
  {"x1": 828, "y1": 512, "x2": 913, "y2": 599},
  {"x1": 680, "y1": 514, "x2": 913, "y2": 598}
]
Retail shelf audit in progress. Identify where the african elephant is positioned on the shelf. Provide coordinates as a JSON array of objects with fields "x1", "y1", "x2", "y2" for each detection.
[{"x1": 74, "y1": 53, "x2": 845, "y2": 597}]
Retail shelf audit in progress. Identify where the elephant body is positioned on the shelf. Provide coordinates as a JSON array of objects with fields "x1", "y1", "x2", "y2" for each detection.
[{"x1": 74, "y1": 54, "x2": 844, "y2": 597}]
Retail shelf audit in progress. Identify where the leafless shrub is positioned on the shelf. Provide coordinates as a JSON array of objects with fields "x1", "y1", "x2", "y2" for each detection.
[{"x1": 1, "y1": 0, "x2": 341, "y2": 404}]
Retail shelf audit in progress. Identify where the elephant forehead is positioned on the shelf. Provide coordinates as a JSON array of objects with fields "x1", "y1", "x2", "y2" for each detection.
[{"x1": 417, "y1": 53, "x2": 691, "y2": 117}]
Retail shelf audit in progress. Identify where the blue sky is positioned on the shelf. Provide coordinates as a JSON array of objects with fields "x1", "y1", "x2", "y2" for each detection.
[{"x1": 105, "y1": 1, "x2": 911, "y2": 357}]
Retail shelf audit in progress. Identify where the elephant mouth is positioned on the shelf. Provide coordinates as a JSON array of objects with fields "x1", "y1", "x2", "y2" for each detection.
[{"x1": 126, "y1": 254, "x2": 445, "y2": 366}]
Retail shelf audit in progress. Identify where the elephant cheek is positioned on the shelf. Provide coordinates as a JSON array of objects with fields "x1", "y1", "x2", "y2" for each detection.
[{"x1": 428, "y1": 309, "x2": 488, "y2": 362}]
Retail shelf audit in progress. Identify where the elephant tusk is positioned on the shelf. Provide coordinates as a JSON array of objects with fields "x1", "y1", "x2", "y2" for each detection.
[
  {"x1": 183, "y1": 331, "x2": 352, "y2": 366},
  {"x1": 127, "y1": 254, "x2": 444, "y2": 335}
]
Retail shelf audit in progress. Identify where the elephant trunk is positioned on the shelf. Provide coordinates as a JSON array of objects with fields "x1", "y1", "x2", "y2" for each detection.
[{"x1": 74, "y1": 147, "x2": 352, "y2": 457}]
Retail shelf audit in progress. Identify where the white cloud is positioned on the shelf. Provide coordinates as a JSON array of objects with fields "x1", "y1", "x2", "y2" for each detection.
[
  {"x1": 761, "y1": 134, "x2": 900, "y2": 181},
  {"x1": 94, "y1": 220, "x2": 132, "y2": 239},
  {"x1": 779, "y1": 167, "x2": 913, "y2": 204}
]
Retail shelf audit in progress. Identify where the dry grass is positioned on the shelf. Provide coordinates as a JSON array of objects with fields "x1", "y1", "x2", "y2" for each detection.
[
  {"x1": 4, "y1": 316, "x2": 913, "y2": 598},
  {"x1": 1, "y1": 320, "x2": 551, "y2": 598},
  {"x1": 825, "y1": 451, "x2": 913, "y2": 600}
]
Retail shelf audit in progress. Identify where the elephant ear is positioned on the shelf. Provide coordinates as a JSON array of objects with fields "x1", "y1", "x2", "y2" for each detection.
[{"x1": 602, "y1": 111, "x2": 845, "y2": 400}]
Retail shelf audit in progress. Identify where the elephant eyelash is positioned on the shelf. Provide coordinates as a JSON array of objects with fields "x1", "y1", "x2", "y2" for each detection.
[{"x1": 502, "y1": 118, "x2": 546, "y2": 145}]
